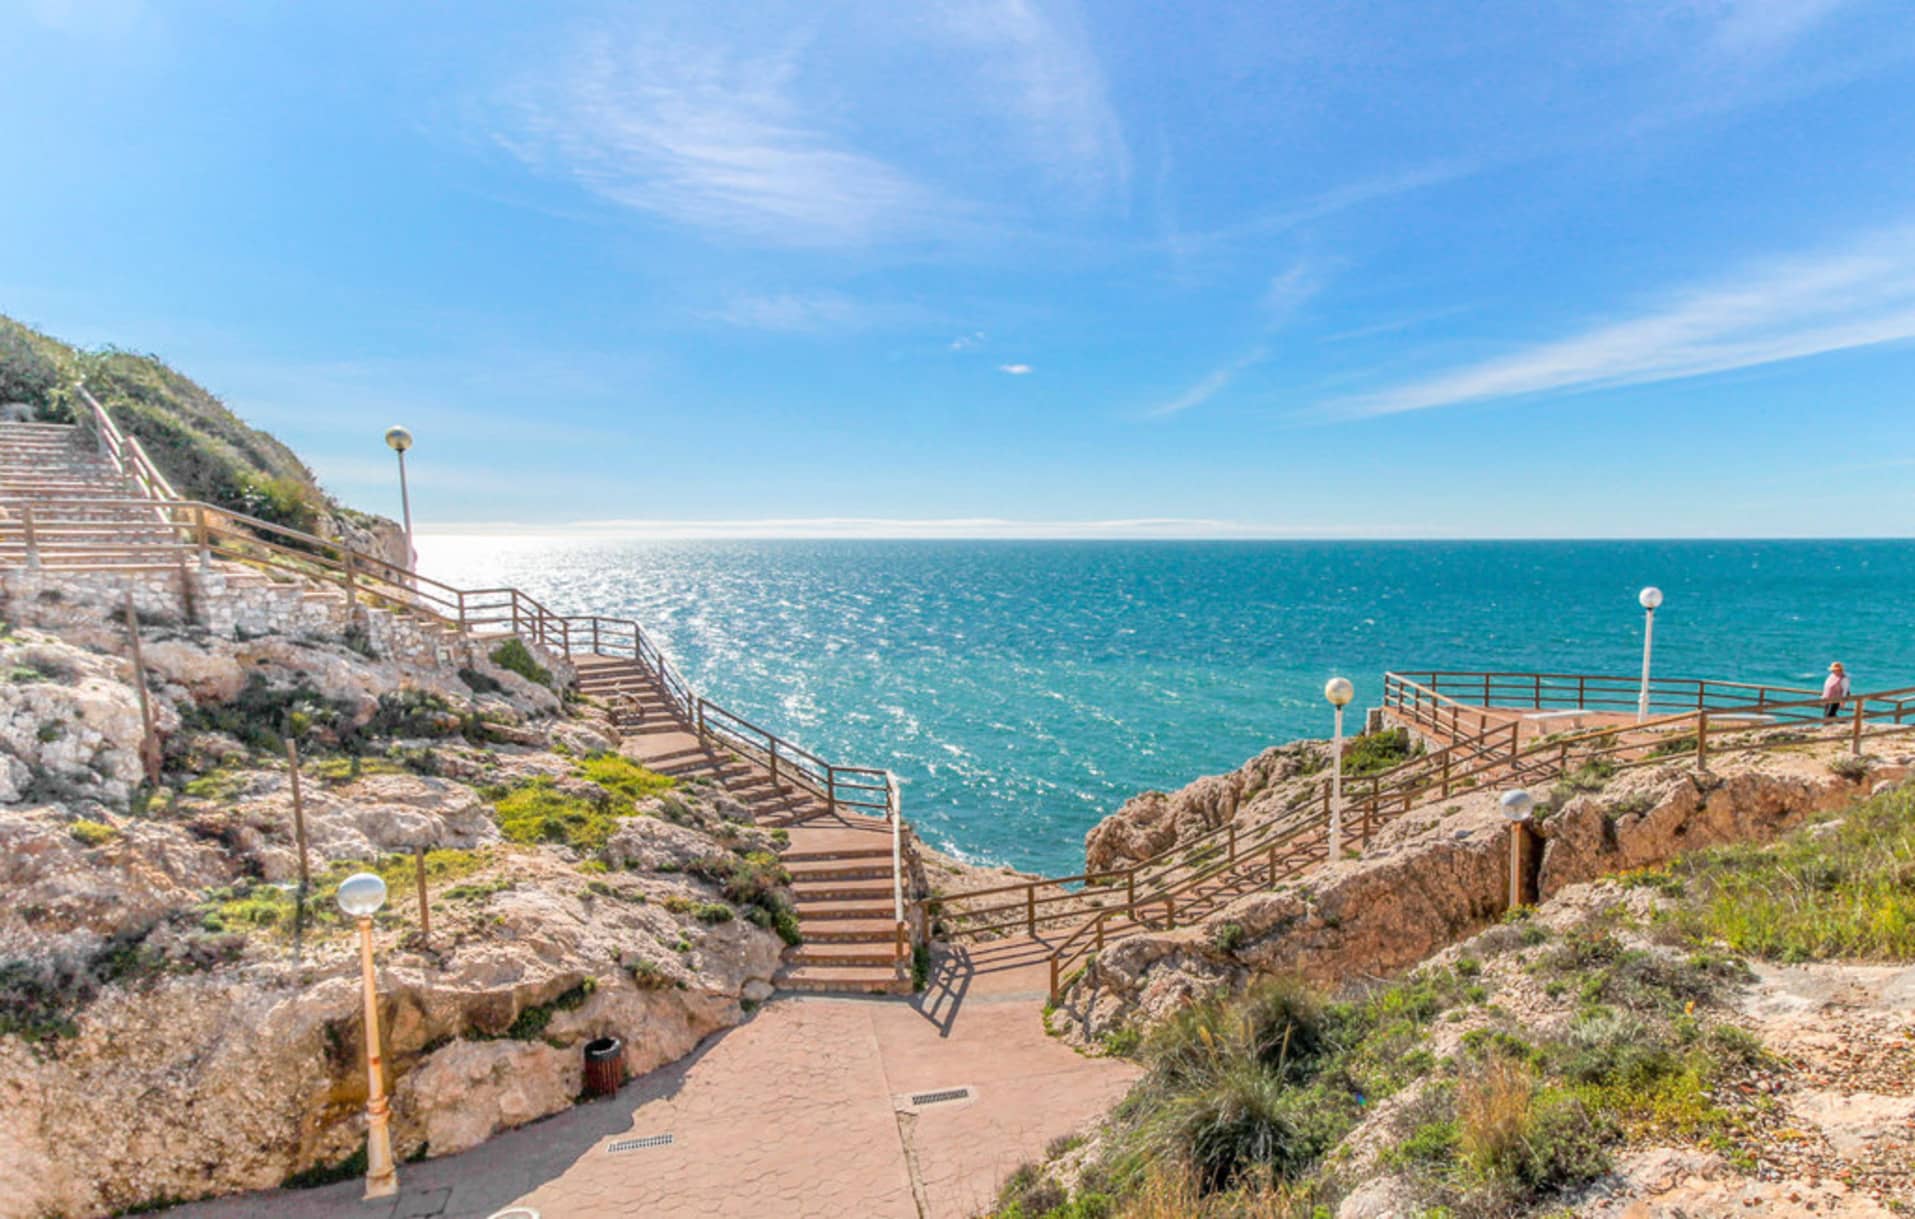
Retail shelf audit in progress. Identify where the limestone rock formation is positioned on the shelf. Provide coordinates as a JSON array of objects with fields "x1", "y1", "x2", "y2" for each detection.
[
  {"x1": 0, "y1": 580, "x2": 791, "y2": 1218},
  {"x1": 1056, "y1": 750, "x2": 1909, "y2": 1046},
  {"x1": 1083, "y1": 741, "x2": 1327, "y2": 872}
]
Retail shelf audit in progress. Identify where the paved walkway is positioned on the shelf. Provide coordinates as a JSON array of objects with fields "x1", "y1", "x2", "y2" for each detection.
[{"x1": 166, "y1": 939, "x2": 1136, "y2": 1219}]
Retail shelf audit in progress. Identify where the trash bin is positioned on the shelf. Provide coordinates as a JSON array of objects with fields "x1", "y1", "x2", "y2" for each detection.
[{"x1": 582, "y1": 1036, "x2": 624, "y2": 1099}]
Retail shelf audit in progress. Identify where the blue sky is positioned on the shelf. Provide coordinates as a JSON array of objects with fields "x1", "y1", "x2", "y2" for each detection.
[{"x1": 4, "y1": 0, "x2": 1914, "y2": 537}]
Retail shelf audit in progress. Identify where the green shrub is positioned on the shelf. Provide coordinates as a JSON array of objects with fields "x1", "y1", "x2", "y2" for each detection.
[
  {"x1": 1827, "y1": 753, "x2": 1871, "y2": 781},
  {"x1": 628, "y1": 959, "x2": 671, "y2": 989},
  {"x1": 489, "y1": 638, "x2": 552, "y2": 689},
  {"x1": 0, "y1": 320, "x2": 61, "y2": 411},
  {"x1": 1342, "y1": 728, "x2": 1423, "y2": 777},
  {"x1": 502, "y1": 978, "x2": 596, "y2": 1040},
  {"x1": 1209, "y1": 921, "x2": 1246, "y2": 953},
  {"x1": 68, "y1": 820, "x2": 119, "y2": 847}
]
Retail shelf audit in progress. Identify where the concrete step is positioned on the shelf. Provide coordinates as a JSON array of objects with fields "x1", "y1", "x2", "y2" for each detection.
[
  {"x1": 775, "y1": 964, "x2": 909, "y2": 996},
  {"x1": 797, "y1": 917, "x2": 901, "y2": 943},
  {"x1": 792, "y1": 876, "x2": 895, "y2": 903},
  {"x1": 790, "y1": 942, "x2": 899, "y2": 968},
  {"x1": 785, "y1": 858, "x2": 893, "y2": 883}
]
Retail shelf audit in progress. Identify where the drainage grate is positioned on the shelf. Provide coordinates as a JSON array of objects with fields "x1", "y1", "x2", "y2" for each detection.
[
  {"x1": 909, "y1": 1087, "x2": 972, "y2": 1107},
  {"x1": 607, "y1": 1133, "x2": 675, "y2": 1154}
]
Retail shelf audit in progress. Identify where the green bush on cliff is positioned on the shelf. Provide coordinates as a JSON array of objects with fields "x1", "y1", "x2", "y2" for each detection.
[
  {"x1": 1340, "y1": 728, "x2": 1422, "y2": 776},
  {"x1": 489, "y1": 637, "x2": 552, "y2": 689}
]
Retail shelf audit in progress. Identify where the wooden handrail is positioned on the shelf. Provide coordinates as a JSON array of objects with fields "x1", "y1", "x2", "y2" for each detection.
[{"x1": 1041, "y1": 678, "x2": 1915, "y2": 1002}]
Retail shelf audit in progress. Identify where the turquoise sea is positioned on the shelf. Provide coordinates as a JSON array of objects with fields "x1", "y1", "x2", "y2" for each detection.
[{"x1": 421, "y1": 539, "x2": 1914, "y2": 874}]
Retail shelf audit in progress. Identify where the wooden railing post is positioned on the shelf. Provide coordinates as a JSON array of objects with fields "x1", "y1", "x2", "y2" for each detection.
[
  {"x1": 341, "y1": 549, "x2": 357, "y2": 608},
  {"x1": 1026, "y1": 884, "x2": 1037, "y2": 936},
  {"x1": 415, "y1": 846, "x2": 431, "y2": 942},
  {"x1": 1852, "y1": 700, "x2": 1865, "y2": 756},
  {"x1": 826, "y1": 764, "x2": 838, "y2": 817},
  {"x1": 592, "y1": 618, "x2": 601, "y2": 655},
  {"x1": 1126, "y1": 870, "x2": 1136, "y2": 913},
  {"x1": 1267, "y1": 842, "x2": 1278, "y2": 885},
  {"x1": 1695, "y1": 710, "x2": 1709, "y2": 769},
  {"x1": 286, "y1": 738, "x2": 310, "y2": 892},
  {"x1": 1440, "y1": 750, "x2": 1451, "y2": 797},
  {"x1": 770, "y1": 739, "x2": 781, "y2": 792},
  {"x1": 1049, "y1": 956, "x2": 1060, "y2": 1005},
  {"x1": 1228, "y1": 822, "x2": 1237, "y2": 861},
  {"x1": 455, "y1": 589, "x2": 467, "y2": 633},
  {"x1": 20, "y1": 505, "x2": 38, "y2": 568},
  {"x1": 122, "y1": 594, "x2": 161, "y2": 786},
  {"x1": 194, "y1": 505, "x2": 210, "y2": 572}
]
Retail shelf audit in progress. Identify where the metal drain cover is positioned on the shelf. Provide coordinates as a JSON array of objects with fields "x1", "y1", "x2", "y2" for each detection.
[
  {"x1": 909, "y1": 1087, "x2": 972, "y2": 1107},
  {"x1": 607, "y1": 1133, "x2": 675, "y2": 1154}
]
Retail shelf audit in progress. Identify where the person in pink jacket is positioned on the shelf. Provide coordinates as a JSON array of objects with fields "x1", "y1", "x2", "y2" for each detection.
[{"x1": 1822, "y1": 662, "x2": 1851, "y2": 719}]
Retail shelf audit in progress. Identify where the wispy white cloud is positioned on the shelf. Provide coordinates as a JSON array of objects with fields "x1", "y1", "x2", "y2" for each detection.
[
  {"x1": 1151, "y1": 261, "x2": 1327, "y2": 416},
  {"x1": 704, "y1": 292, "x2": 929, "y2": 333},
  {"x1": 950, "y1": 331, "x2": 988, "y2": 350},
  {"x1": 1264, "y1": 262, "x2": 1328, "y2": 322},
  {"x1": 997, "y1": 362, "x2": 1034, "y2": 375},
  {"x1": 1173, "y1": 162, "x2": 1475, "y2": 254},
  {"x1": 1151, "y1": 345, "x2": 1268, "y2": 417},
  {"x1": 936, "y1": 0, "x2": 1129, "y2": 199},
  {"x1": 498, "y1": 33, "x2": 952, "y2": 247},
  {"x1": 1326, "y1": 224, "x2": 1915, "y2": 418},
  {"x1": 1700, "y1": 0, "x2": 1852, "y2": 60}
]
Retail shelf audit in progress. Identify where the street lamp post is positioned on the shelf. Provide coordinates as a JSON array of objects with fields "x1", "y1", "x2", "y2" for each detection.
[
  {"x1": 1324, "y1": 677, "x2": 1355, "y2": 860},
  {"x1": 384, "y1": 427, "x2": 415, "y2": 570},
  {"x1": 1636, "y1": 586, "x2": 1663, "y2": 722},
  {"x1": 1500, "y1": 789, "x2": 1534, "y2": 909},
  {"x1": 337, "y1": 872, "x2": 398, "y2": 1200}
]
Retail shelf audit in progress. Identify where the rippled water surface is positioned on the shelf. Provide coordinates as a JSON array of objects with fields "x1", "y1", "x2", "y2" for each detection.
[{"x1": 419, "y1": 538, "x2": 1915, "y2": 873}]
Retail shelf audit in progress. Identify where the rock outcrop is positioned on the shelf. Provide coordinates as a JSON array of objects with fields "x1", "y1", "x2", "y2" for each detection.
[
  {"x1": 0, "y1": 579, "x2": 791, "y2": 1218},
  {"x1": 1082, "y1": 741, "x2": 1328, "y2": 873},
  {"x1": 1055, "y1": 747, "x2": 1909, "y2": 1045}
]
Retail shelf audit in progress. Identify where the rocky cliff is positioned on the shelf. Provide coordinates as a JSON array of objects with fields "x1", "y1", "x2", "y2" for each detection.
[
  {"x1": 1056, "y1": 740, "x2": 1908, "y2": 1045},
  {"x1": 0, "y1": 577, "x2": 791, "y2": 1218}
]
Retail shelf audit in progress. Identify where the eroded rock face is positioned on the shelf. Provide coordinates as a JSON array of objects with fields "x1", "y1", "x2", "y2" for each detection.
[
  {"x1": 1058, "y1": 754, "x2": 1909, "y2": 1045},
  {"x1": 0, "y1": 583, "x2": 790, "y2": 1218},
  {"x1": 0, "y1": 633, "x2": 150, "y2": 807},
  {"x1": 1083, "y1": 743, "x2": 1328, "y2": 873}
]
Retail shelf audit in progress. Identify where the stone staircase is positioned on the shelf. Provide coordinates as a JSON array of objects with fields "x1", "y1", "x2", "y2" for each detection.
[
  {"x1": 0, "y1": 422, "x2": 195, "y2": 571},
  {"x1": 573, "y1": 654, "x2": 911, "y2": 994},
  {"x1": 1, "y1": 423, "x2": 487, "y2": 673},
  {"x1": 2, "y1": 419, "x2": 917, "y2": 996}
]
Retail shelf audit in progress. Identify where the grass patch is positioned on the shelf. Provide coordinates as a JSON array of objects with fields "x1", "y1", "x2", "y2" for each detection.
[
  {"x1": 491, "y1": 777, "x2": 626, "y2": 854},
  {"x1": 198, "y1": 849, "x2": 490, "y2": 937},
  {"x1": 577, "y1": 752, "x2": 675, "y2": 802},
  {"x1": 1654, "y1": 784, "x2": 1915, "y2": 962}
]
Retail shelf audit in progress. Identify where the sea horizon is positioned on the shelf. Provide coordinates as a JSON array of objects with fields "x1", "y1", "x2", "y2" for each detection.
[{"x1": 420, "y1": 535, "x2": 1915, "y2": 875}]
